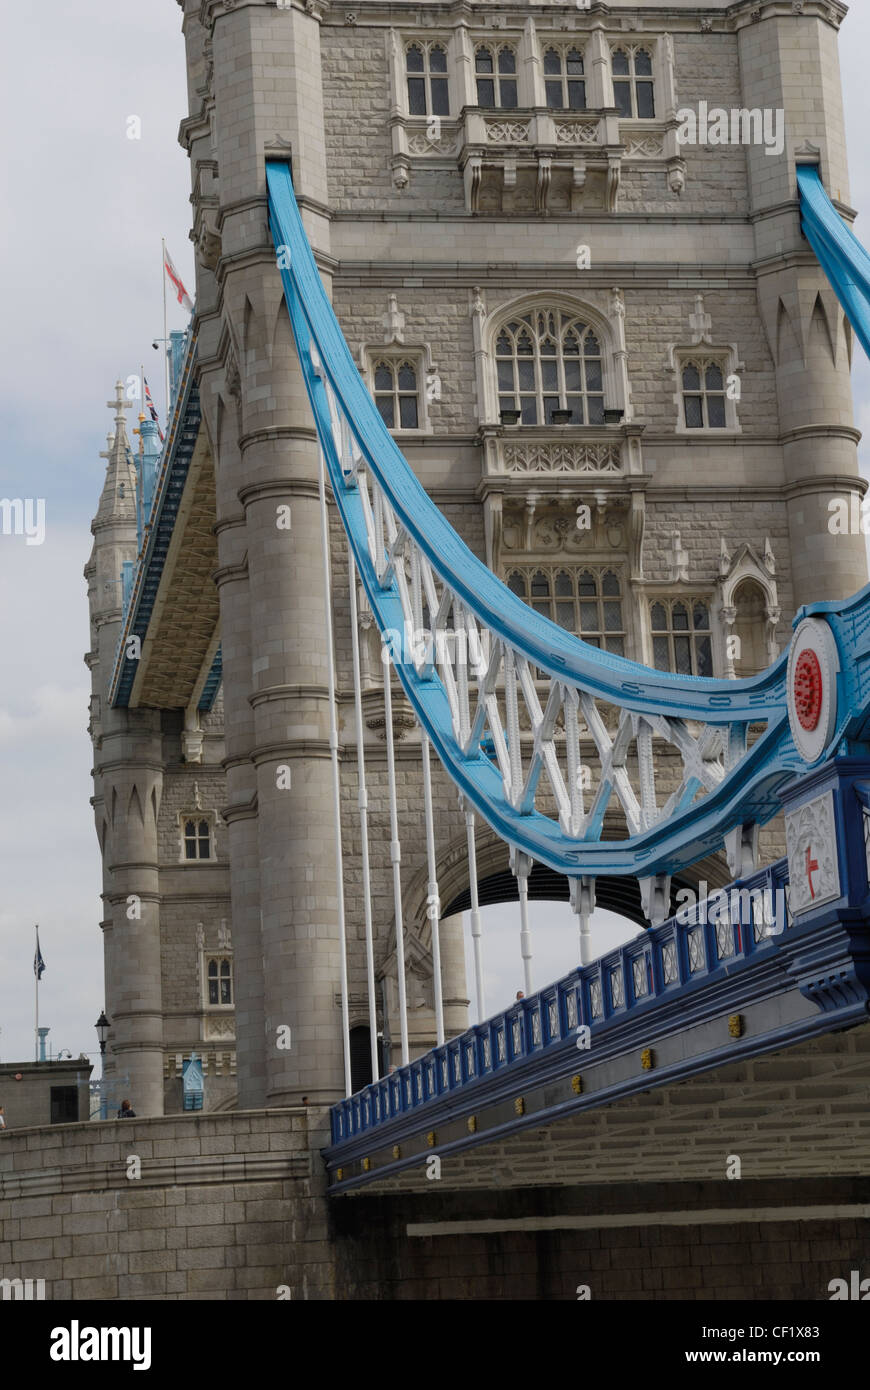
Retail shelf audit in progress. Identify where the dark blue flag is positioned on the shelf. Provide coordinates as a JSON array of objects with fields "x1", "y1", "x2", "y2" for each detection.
[{"x1": 34, "y1": 929, "x2": 45, "y2": 980}]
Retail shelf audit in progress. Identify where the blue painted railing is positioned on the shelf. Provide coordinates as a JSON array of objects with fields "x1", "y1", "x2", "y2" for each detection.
[{"x1": 330, "y1": 858, "x2": 790, "y2": 1144}]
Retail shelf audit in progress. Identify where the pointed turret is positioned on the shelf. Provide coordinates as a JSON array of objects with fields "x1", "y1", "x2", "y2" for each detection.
[
  {"x1": 85, "y1": 381, "x2": 141, "y2": 695},
  {"x1": 94, "y1": 382, "x2": 138, "y2": 529}
]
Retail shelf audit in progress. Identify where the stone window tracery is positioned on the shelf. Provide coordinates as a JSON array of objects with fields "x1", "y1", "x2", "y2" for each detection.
[
  {"x1": 611, "y1": 46, "x2": 655, "y2": 119},
  {"x1": 207, "y1": 957, "x2": 233, "y2": 1007},
  {"x1": 474, "y1": 45, "x2": 518, "y2": 109},
  {"x1": 680, "y1": 358, "x2": 728, "y2": 430},
  {"x1": 650, "y1": 598, "x2": 713, "y2": 677},
  {"x1": 372, "y1": 358, "x2": 420, "y2": 431},
  {"x1": 542, "y1": 45, "x2": 587, "y2": 111},
  {"x1": 183, "y1": 816, "x2": 212, "y2": 861},
  {"x1": 405, "y1": 42, "x2": 450, "y2": 117},
  {"x1": 495, "y1": 310, "x2": 605, "y2": 425},
  {"x1": 506, "y1": 566, "x2": 625, "y2": 655}
]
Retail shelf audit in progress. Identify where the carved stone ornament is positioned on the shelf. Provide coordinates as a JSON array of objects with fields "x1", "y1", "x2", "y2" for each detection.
[
  {"x1": 224, "y1": 345, "x2": 241, "y2": 401},
  {"x1": 196, "y1": 210, "x2": 222, "y2": 272},
  {"x1": 785, "y1": 791, "x2": 841, "y2": 916}
]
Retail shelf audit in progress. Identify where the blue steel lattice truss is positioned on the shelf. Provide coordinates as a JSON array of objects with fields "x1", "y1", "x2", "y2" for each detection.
[
  {"x1": 265, "y1": 160, "x2": 870, "y2": 882},
  {"x1": 797, "y1": 163, "x2": 870, "y2": 364}
]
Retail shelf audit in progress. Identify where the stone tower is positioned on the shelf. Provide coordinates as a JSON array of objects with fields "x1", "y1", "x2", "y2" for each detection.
[
  {"x1": 87, "y1": 0, "x2": 866, "y2": 1117},
  {"x1": 86, "y1": 385, "x2": 234, "y2": 1116},
  {"x1": 85, "y1": 387, "x2": 165, "y2": 1115}
]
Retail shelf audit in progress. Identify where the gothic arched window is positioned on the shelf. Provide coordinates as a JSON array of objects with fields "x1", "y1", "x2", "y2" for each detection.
[
  {"x1": 406, "y1": 43, "x2": 450, "y2": 117},
  {"x1": 650, "y1": 598, "x2": 713, "y2": 676},
  {"x1": 496, "y1": 310, "x2": 605, "y2": 425},
  {"x1": 611, "y1": 47, "x2": 655, "y2": 119},
  {"x1": 507, "y1": 567, "x2": 625, "y2": 654},
  {"x1": 543, "y1": 46, "x2": 586, "y2": 110},
  {"x1": 681, "y1": 359, "x2": 727, "y2": 429},
  {"x1": 732, "y1": 579, "x2": 768, "y2": 676},
  {"x1": 475, "y1": 45, "x2": 518, "y2": 109},
  {"x1": 373, "y1": 359, "x2": 420, "y2": 430},
  {"x1": 183, "y1": 817, "x2": 212, "y2": 860}
]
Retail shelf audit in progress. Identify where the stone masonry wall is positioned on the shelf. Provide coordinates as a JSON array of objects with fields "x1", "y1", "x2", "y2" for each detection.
[
  {"x1": 332, "y1": 1177, "x2": 870, "y2": 1300},
  {"x1": 2, "y1": 1117, "x2": 867, "y2": 1300},
  {"x1": 0, "y1": 1112, "x2": 331, "y2": 1301}
]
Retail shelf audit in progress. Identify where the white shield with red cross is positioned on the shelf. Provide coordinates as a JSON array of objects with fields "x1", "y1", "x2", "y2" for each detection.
[{"x1": 785, "y1": 791, "x2": 841, "y2": 917}]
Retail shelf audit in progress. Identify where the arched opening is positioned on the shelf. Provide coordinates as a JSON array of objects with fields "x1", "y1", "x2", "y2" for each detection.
[
  {"x1": 732, "y1": 579, "x2": 768, "y2": 677},
  {"x1": 443, "y1": 866, "x2": 698, "y2": 1024}
]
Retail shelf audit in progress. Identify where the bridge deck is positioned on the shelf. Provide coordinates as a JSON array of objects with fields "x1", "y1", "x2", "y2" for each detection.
[{"x1": 326, "y1": 858, "x2": 870, "y2": 1193}]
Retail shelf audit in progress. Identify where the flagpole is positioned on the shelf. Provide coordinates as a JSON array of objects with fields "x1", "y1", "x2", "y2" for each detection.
[
  {"x1": 161, "y1": 237, "x2": 170, "y2": 420},
  {"x1": 34, "y1": 924, "x2": 39, "y2": 1062}
]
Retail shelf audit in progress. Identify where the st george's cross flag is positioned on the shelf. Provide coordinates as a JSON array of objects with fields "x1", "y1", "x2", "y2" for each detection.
[
  {"x1": 143, "y1": 378, "x2": 165, "y2": 442},
  {"x1": 163, "y1": 245, "x2": 193, "y2": 313}
]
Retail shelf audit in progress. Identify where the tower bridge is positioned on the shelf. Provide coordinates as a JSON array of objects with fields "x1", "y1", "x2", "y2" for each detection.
[{"x1": 5, "y1": 0, "x2": 870, "y2": 1302}]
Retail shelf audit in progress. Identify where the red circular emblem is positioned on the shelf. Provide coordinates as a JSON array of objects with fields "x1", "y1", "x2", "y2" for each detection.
[{"x1": 793, "y1": 649, "x2": 823, "y2": 731}]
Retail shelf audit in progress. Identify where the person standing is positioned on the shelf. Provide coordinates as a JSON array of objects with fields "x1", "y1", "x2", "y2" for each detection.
[
  {"x1": 0, "y1": 1105, "x2": 6, "y2": 1130},
  {"x1": 117, "y1": 1099, "x2": 136, "y2": 1119}
]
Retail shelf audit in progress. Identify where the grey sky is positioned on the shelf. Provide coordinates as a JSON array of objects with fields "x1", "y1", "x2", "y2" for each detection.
[{"x1": 1, "y1": 4, "x2": 868, "y2": 1061}]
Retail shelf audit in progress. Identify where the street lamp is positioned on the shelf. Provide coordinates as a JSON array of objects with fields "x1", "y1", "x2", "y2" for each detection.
[{"x1": 95, "y1": 1011, "x2": 110, "y2": 1119}]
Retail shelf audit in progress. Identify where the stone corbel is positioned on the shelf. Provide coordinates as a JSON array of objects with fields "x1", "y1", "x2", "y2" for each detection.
[
  {"x1": 627, "y1": 489, "x2": 646, "y2": 582},
  {"x1": 484, "y1": 492, "x2": 503, "y2": 572},
  {"x1": 570, "y1": 160, "x2": 587, "y2": 212},
  {"x1": 366, "y1": 701, "x2": 417, "y2": 742},
  {"x1": 605, "y1": 154, "x2": 621, "y2": 213},
  {"x1": 535, "y1": 155, "x2": 552, "y2": 214},
  {"x1": 524, "y1": 493, "x2": 539, "y2": 551},
  {"x1": 464, "y1": 155, "x2": 482, "y2": 214},
  {"x1": 667, "y1": 157, "x2": 687, "y2": 196},
  {"x1": 195, "y1": 207, "x2": 222, "y2": 272}
]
